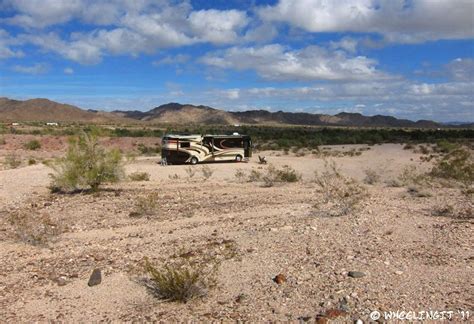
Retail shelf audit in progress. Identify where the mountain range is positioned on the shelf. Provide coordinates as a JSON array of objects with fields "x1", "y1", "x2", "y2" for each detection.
[{"x1": 0, "y1": 97, "x2": 466, "y2": 128}]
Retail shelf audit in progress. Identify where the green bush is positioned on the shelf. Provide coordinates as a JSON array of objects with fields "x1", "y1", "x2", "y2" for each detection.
[
  {"x1": 130, "y1": 192, "x2": 159, "y2": 217},
  {"x1": 262, "y1": 164, "x2": 301, "y2": 187},
  {"x1": 24, "y1": 139, "x2": 41, "y2": 150},
  {"x1": 49, "y1": 132, "x2": 124, "y2": 192},
  {"x1": 430, "y1": 148, "x2": 473, "y2": 185}
]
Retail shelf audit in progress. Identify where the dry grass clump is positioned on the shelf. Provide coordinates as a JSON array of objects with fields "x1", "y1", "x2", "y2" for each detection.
[
  {"x1": 4, "y1": 153, "x2": 21, "y2": 169},
  {"x1": 128, "y1": 171, "x2": 150, "y2": 181},
  {"x1": 363, "y1": 169, "x2": 380, "y2": 185},
  {"x1": 313, "y1": 161, "x2": 367, "y2": 217},
  {"x1": 201, "y1": 165, "x2": 214, "y2": 179},
  {"x1": 397, "y1": 165, "x2": 426, "y2": 186},
  {"x1": 24, "y1": 139, "x2": 41, "y2": 150},
  {"x1": 7, "y1": 211, "x2": 63, "y2": 246},
  {"x1": 130, "y1": 191, "x2": 159, "y2": 218},
  {"x1": 144, "y1": 258, "x2": 217, "y2": 303},
  {"x1": 185, "y1": 166, "x2": 197, "y2": 178}
]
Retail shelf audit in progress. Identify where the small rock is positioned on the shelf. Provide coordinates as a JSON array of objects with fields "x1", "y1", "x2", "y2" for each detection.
[
  {"x1": 355, "y1": 319, "x2": 364, "y2": 324},
  {"x1": 88, "y1": 268, "x2": 102, "y2": 287},
  {"x1": 348, "y1": 271, "x2": 365, "y2": 278},
  {"x1": 55, "y1": 276, "x2": 68, "y2": 286},
  {"x1": 43, "y1": 202, "x2": 52, "y2": 207},
  {"x1": 395, "y1": 270, "x2": 403, "y2": 275},
  {"x1": 273, "y1": 274, "x2": 286, "y2": 284},
  {"x1": 235, "y1": 293, "x2": 248, "y2": 303},
  {"x1": 298, "y1": 315, "x2": 312, "y2": 322}
]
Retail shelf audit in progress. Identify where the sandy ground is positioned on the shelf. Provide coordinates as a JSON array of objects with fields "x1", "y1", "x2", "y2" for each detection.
[{"x1": 0, "y1": 142, "x2": 472, "y2": 322}]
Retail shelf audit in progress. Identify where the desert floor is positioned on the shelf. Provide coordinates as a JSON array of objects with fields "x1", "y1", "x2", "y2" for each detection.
[{"x1": 0, "y1": 139, "x2": 472, "y2": 322}]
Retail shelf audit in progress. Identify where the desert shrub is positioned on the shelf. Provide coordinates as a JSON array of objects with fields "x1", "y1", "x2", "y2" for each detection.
[
  {"x1": 398, "y1": 165, "x2": 426, "y2": 186},
  {"x1": 403, "y1": 143, "x2": 414, "y2": 150},
  {"x1": 434, "y1": 140, "x2": 459, "y2": 154},
  {"x1": 234, "y1": 169, "x2": 246, "y2": 183},
  {"x1": 385, "y1": 178, "x2": 403, "y2": 187},
  {"x1": 185, "y1": 166, "x2": 196, "y2": 178},
  {"x1": 407, "y1": 186, "x2": 432, "y2": 197},
  {"x1": 7, "y1": 211, "x2": 62, "y2": 246},
  {"x1": 49, "y1": 132, "x2": 124, "y2": 192},
  {"x1": 0, "y1": 136, "x2": 5, "y2": 145},
  {"x1": 313, "y1": 161, "x2": 367, "y2": 217},
  {"x1": 130, "y1": 191, "x2": 159, "y2": 217},
  {"x1": 262, "y1": 165, "x2": 301, "y2": 187},
  {"x1": 169, "y1": 173, "x2": 180, "y2": 180},
  {"x1": 430, "y1": 148, "x2": 473, "y2": 185},
  {"x1": 144, "y1": 258, "x2": 216, "y2": 303},
  {"x1": 248, "y1": 169, "x2": 263, "y2": 182},
  {"x1": 129, "y1": 171, "x2": 150, "y2": 181},
  {"x1": 28, "y1": 158, "x2": 37, "y2": 165},
  {"x1": 201, "y1": 165, "x2": 214, "y2": 179},
  {"x1": 24, "y1": 139, "x2": 41, "y2": 150},
  {"x1": 4, "y1": 153, "x2": 21, "y2": 169},
  {"x1": 137, "y1": 144, "x2": 160, "y2": 156},
  {"x1": 363, "y1": 169, "x2": 380, "y2": 185}
]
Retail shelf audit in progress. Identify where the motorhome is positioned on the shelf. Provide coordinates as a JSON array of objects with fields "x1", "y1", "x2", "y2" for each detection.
[{"x1": 161, "y1": 133, "x2": 252, "y2": 165}]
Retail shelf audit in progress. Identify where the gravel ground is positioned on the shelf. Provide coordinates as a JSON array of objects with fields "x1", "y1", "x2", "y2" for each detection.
[{"x1": 0, "y1": 143, "x2": 472, "y2": 322}]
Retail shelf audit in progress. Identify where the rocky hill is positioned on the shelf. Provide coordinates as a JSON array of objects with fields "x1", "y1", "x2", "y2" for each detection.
[
  {"x1": 0, "y1": 97, "x2": 128, "y2": 123},
  {"x1": 1, "y1": 97, "x2": 446, "y2": 128}
]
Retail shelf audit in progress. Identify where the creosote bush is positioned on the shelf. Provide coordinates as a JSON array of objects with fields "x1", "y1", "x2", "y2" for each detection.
[
  {"x1": 262, "y1": 164, "x2": 301, "y2": 187},
  {"x1": 129, "y1": 171, "x2": 150, "y2": 181},
  {"x1": 430, "y1": 147, "x2": 473, "y2": 186},
  {"x1": 313, "y1": 161, "x2": 367, "y2": 217},
  {"x1": 49, "y1": 132, "x2": 124, "y2": 192},
  {"x1": 144, "y1": 258, "x2": 216, "y2": 303}
]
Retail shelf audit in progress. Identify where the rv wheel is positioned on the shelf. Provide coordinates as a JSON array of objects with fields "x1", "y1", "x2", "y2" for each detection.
[
  {"x1": 235, "y1": 155, "x2": 243, "y2": 162},
  {"x1": 190, "y1": 156, "x2": 198, "y2": 165}
]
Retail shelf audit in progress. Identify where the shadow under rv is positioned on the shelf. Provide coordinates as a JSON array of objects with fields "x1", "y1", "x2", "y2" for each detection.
[{"x1": 161, "y1": 133, "x2": 252, "y2": 165}]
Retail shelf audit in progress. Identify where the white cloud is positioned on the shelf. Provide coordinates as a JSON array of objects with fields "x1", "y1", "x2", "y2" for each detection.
[
  {"x1": 0, "y1": 29, "x2": 24, "y2": 59},
  {"x1": 12, "y1": 62, "x2": 49, "y2": 74},
  {"x1": 259, "y1": 0, "x2": 474, "y2": 43},
  {"x1": 188, "y1": 9, "x2": 248, "y2": 44},
  {"x1": 2, "y1": 1, "x2": 250, "y2": 64},
  {"x1": 153, "y1": 54, "x2": 190, "y2": 66},
  {"x1": 64, "y1": 67, "x2": 74, "y2": 74},
  {"x1": 201, "y1": 44, "x2": 391, "y2": 81},
  {"x1": 445, "y1": 58, "x2": 474, "y2": 81}
]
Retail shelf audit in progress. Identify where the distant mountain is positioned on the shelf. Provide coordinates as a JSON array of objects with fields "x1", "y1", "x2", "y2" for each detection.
[
  {"x1": 1, "y1": 97, "x2": 453, "y2": 128},
  {"x1": 112, "y1": 103, "x2": 442, "y2": 127},
  {"x1": 0, "y1": 97, "x2": 131, "y2": 123},
  {"x1": 113, "y1": 102, "x2": 239, "y2": 125}
]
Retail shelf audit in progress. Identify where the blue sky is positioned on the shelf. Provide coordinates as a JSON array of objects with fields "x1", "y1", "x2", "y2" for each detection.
[{"x1": 0, "y1": 0, "x2": 473, "y2": 122}]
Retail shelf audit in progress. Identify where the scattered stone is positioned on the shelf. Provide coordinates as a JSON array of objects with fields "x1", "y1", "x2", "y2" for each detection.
[
  {"x1": 88, "y1": 268, "x2": 102, "y2": 287},
  {"x1": 235, "y1": 293, "x2": 248, "y2": 303},
  {"x1": 395, "y1": 270, "x2": 404, "y2": 275},
  {"x1": 348, "y1": 271, "x2": 365, "y2": 278},
  {"x1": 298, "y1": 315, "x2": 312, "y2": 322},
  {"x1": 273, "y1": 274, "x2": 286, "y2": 284},
  {"x1": 355, "y1": 319, "x2": 364, "y2": 324}
]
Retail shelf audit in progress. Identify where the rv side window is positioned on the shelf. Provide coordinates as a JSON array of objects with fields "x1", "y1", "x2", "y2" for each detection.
[
  {"x1": 180, "y1": 142, "x2": 190, "y2": 148},
  {"x1": 221, "y1": 138, "x2": 242, "y2": 148}
]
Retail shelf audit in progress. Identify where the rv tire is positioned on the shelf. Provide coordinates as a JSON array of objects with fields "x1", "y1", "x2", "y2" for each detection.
[
  {"x1": 190, "y1": 156, "x2": 198, "y2": 165},
  {"x1": 235, "y1": 155, "x2": 243, "y2": 162}
]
